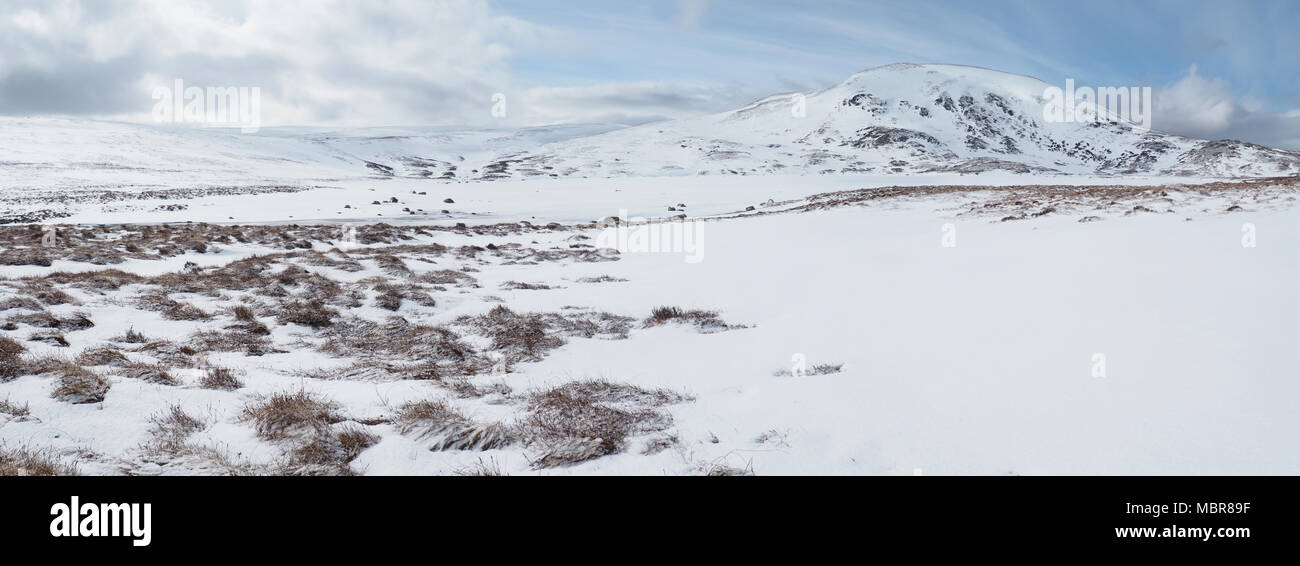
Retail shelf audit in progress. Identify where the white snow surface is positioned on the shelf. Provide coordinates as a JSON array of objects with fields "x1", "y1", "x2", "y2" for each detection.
[
  {"x1": 2, "y1": 63, "x2": 1298, "y2": 475},
  {"x1": 2, "y1": 191, "x2": 1297, "y2": 475}
]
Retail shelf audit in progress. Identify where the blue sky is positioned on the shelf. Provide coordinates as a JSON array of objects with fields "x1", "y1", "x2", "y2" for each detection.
[
  {"x1": 1, "y1": 0, "x2": 1297, "y2": 147},
  {"x1": 487, "y1": 0, "x2": 1300, "y2": 147},
  {"x1": 499, "y1": 0, "x2": 1299, "y2": 110}
]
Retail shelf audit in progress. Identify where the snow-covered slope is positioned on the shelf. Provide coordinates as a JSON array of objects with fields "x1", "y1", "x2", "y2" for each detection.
[
  {"x1": 3, "y1": 64, "x2": 1298, "y2": 192},
  {"x1": 0, "y1": 117, "x2": 621, "y2": 190},
  {"x1": 512, "y1": 63, "x2": 1300, "y2": 180}
]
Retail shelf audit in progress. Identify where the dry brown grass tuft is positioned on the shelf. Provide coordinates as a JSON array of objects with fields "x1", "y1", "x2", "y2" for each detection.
[
  {"x1": 319, "y1": 317, "x2": 484, "y2": 375},
  {"x1": 371, "y1": 253, "x2": 412, "y2": 277},
  {"x1": 290, "y1": 421, "x2": 379, "y2": 474},
  {"x1": 74, "y1": 347, "x2": 131, "y2": 367},
  {"x1": 242, "y1": 390, "x2": 343, "y2": 441},
  {"x1": 236, "y1": 389, "x2": 377, "y2": 475},
  {"x1": 16, "y1": 353, "x2": 71, "y2": 375},
  {"x1": 0, "y1": 397, "x2": 31, "y2": 419},
  {"x1": 7, "y1": 311, "x2": 94, "y2": 331},
  {"x1": 197, "y1": 366, "x2": 243, "y2": 390},
  {"x1": 499, "y1": 280, "x2": 553, "y2": 290},
  {"x1": 0, "y1": 250, "x2": 52, "y2": 267},
  {"x1": 372, "y1": 283, "x2": 404, "y2": 311},
  {"x1": 145, "y1": 405, "x2": 206, "y2": 456},
  {"x1": 133, "y1": 340, "x2": 197, "y2": 367},
  {"x1": 188, "y1": 325, "x2": 273, "y2": 356},
  {"x1": 275, "y1": 299, "x2": 338, "y2": 329},
  {"x1": 41, "y1": 269, "x2": 144, "y2": 292},
  {"x1": 699, "y1": 461, "x2": 755, "y2": 476},
  {"x1": 774, "y1": 363, "x2": 844, "y2": 377},
  {"x1": 19, "y1": 282, "x2": 75, "y2": 306},
  {"x1": 282, "y1": 424, "x2": 380, "y2": 476},
  {"x1": 394, "y1": 400, "x2": 516, "y2": 451},
  {"x1": 232, "y1": 305, "x2": 258, "y2": 322},
  {"x1": 457, "y1": 305, "x2": 563, "y2": 360},
  {"x1": 454, "y1": 457, "x2": 505, "y2": 476},
  {"x1": 577, "y1": 275, "x2": 628, "y2": 283},
  {"x1": 521, "y1": 380, "x2": 689, "y2": 468},
  {"x1": 50, "y1": 365, "x2": 110, "y2": 404},
  {"x1": 442, "y1": 376, "x2": 512, "y2": 399},
  {"x1": 643, "y1": 306, "x2": 736, "y2": 333},
  {"x1": 415, "y1": 269, "x2": 478, "y2": 287},
  {"x1": 0, "y1": 445, "x2": 78, "y2": 476},
  {"x1": 116, "y1": 362, "x2": 178, "y2": 385},
  {"x1": 0, "y1": 297, "x2": 44, "y2": 312},
  {"x1": 117, "y1": 326, "x2": 149, "y2": 344},
  {"x1": 0, "y1": 336, "x2": 25, "y2": 381},
  {"x1": 336, "y1": 425, "x2": 381, "y2": 461},
  {"x1": 137, "y1": 291, "x2": 211, "y2": 321},
  {"x1": 27, "y1": 332, "x2": 70, "y2": 347}
]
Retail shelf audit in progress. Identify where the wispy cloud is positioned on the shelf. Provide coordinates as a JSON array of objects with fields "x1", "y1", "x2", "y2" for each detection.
[
  {"x1": 1155, "y1": 65, "x2": 1300, "y2": 149},
  {"x1": 0, "y1": 0, "x2": 1295, "y2": 148}
]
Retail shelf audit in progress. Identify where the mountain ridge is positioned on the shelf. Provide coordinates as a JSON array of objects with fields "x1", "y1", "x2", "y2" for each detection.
[{"x1": 2, "y1": 63, "x2": 1298, "y2": 190}]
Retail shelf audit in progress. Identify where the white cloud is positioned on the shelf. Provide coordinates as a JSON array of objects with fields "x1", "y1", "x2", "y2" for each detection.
[
  {"x1": 518, "y1": 81, "x2": 758, "y2": 125},
  {"x1": 10, "y1": 10, "x2": 49, "y2": 35},
  {"x1": 0, "y1": 0, "x2": 557, "y2": 126},
  {"x1": 1153, "y1": 64, "x2": 1300, "y2": 150},
  {"x1": 1, "y1": 1, "x2": 1296, "y2": 150},
  {"x1": 1154, "y1": 64, "x2": 1236, "y2": 136}
]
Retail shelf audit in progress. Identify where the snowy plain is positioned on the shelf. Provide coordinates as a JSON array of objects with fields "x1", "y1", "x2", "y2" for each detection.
[
  {"x1": 2, "y1": 171, "x2": 1297, "y2": 476},
  {"x1": 3, "y1": 60, "x2": 1299, "y2": 475}
]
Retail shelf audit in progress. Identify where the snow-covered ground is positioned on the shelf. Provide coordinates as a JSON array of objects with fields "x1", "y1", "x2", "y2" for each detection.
[
  {"x1": 0, "y1": 169, "x2": 1239, "y2": 228},
  {"x1": 4, "y1": 62, "x2": 1299, "y2": 476},
  {"x1": 2, "y1": 176, "x2": 1297, "y2": 475}
]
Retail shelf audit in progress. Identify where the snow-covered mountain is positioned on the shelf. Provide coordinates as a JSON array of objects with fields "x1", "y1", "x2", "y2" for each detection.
[
  {"x1": 3, "y1": 64, "x2": 1298, "y2": 191},
  {"x1": 500, "y1": 63, "x2": 1300, "y2": 180}
]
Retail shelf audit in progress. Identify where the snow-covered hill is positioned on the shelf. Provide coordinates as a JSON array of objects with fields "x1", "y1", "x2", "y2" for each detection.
[
  {"x1": 3, "y1": 64, "x2": 1298, "y2": 193},
  {"x1": 510, "y1": 63, "x2": 1300, "y2": 180}
]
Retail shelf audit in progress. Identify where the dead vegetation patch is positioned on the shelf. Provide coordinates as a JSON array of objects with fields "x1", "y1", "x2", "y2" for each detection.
[
  {"x1": 50, "y1": 365, "x2": 110, "y2": 404},
  {"x1": 275, "y1": 299, "x2": 338, "y2": 329},
  {"x1": 27, "y1": 331, "x2": 69, "y2": 347},
  {"x1": 239, "y1": 389, "x2": 379, "y2": 475},
  {"x1": 118, "y1": 362, "x2": 179, "y2": 385},
  {"x1": 74, "y1": 347, "x2": 131, "y2": 367},
  {"x1": 643, "y1": 306, "x2": 740, "y2": 333},
  {"x1": 0, "y1": 445, "x2": 78, "y2": 476},
  {"x1": 116, "y1": 326, "x2": 149, "y2": 344},
  {"x1": 774, "y1": 363, "x2": 845, "y2": 377},
  {"x1": 242, "y1": 390, "x2": 344, "y2": 441},
  {"x1": 454, "y1": 457, "x2": 505, "y2": 476},
  {"x1": 500, "y1": 280, "x2": 554, "y2": 291},
  {"x1": 133, "y1": 340, "x2": 197, "y2": 368},
  {"x1": 0, "y1": 296, "x2": 44, "y2": 312},
  {"x1": 0, "y1": 397, "x2": 30, "y2": 420},
  {"x1": 197, "y1": 366, "x2": 243, "y2": 390},
  {"x1": 454, "y1": 305, "x2": 633, "y2": 363},
  {"x1": 320, "y1": 316, "x2": 484, "y2": 374},
  {"x1": 18, "y1": 282, "x2": 75, "y2": 306},
  {"x1": 757, "y1": 177, "x2": 1300, "y2": 222},
  {"x1": 0, "y1": 336, "x2": 24, "y2": 381},
  {"x1": 137, "y1": 291, "x2": 211, "y2": 321},
  {"x1": 415, "y1": 269, "x2": 478, "y2": 287},
  {"x1": 394, "y1": 400, "x2": 516, "y2": 452},
  {"x1": 6, "y1": 310, "x2": 94, "y2": 331},
  {"x1": 577, "y1": 275, "x2": 628, "y2": 283},
  {"x1": 521, "y1": 380, "x2": 689, "y2": 468},
  {"x1": 145, "y1": 405, "x2": 206, "y2": 456},
  {"x1": 282, "y1": 423, "x2": 379, "y2": 476}
]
